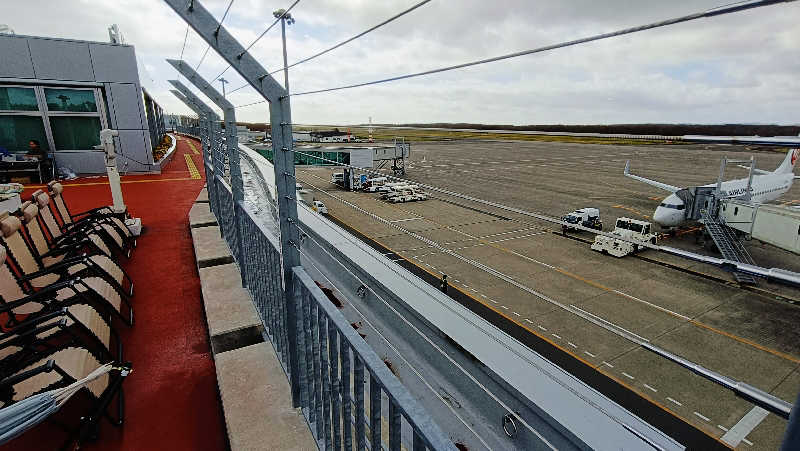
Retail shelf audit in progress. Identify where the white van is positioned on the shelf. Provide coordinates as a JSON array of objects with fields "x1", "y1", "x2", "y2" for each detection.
[
  {"x1": 330, "y1": 173, "x2": 345, "y2": 185},
  {"x1": 312, "y1": 200, "x2": 328, "y2": 214}
]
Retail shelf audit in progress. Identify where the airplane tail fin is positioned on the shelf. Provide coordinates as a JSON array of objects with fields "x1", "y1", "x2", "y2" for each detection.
[{"x1": 775, "y1": 149, "x2": 799, "y2": 174}]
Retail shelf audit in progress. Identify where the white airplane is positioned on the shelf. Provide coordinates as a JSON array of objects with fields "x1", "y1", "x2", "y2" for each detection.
[{"x1": 624, "y1": 149, "x2": 799, "y2": 227}]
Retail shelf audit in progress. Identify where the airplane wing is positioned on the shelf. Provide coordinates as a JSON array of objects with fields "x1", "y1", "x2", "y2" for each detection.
[
  {"x1": 736, "y1": 164, "x2": 770, "y2": 175},
  {"x1": 624, "y1": 161, "x2": 680, "y2": 193}
]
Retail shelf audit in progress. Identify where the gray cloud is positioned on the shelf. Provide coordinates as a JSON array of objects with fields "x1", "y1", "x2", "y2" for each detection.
[{"x1": 4, "y1": 0, "x2": 798, "y2": 125}]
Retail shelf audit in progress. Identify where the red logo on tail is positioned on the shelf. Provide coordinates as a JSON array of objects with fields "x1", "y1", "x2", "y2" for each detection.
[{"x1": 793, "y1": 149, "x2": 799, "y2": 166}]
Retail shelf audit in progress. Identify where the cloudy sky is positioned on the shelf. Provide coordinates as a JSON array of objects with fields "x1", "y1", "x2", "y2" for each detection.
[{"x1": 5, "y1": 0, "x2": 799, "y2": 125}]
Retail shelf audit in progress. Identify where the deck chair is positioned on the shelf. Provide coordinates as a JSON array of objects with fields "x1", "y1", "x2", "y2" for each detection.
[
  {"x1": 0, "y1": 244, "x2": 127, "y2": 348},
  {"x1": 20, "y1": 201, "x2": 114, "y2": 261},
  {"x1": 1, "y1": 210, "x2": 134, "y2": 298},
  {"x1": 0, "y1": 307, "x2": 120, "y2": 376},
  {"x1": 45, "y1": 183, "x2": 136, "y2": 253},
  {"x1": 0, "y1": 345, "x2": 129, "y2": 448},
  {"x1": 0, "y1": 214, "x2": 133, "y2": 326},
  {"x1": 32, "y1": 190, "x2": 131, "y2": 259}
]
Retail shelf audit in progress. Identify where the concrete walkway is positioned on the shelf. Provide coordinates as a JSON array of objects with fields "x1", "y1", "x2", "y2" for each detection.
[{"x1": 189, "y1": 186, "x2": 317, "y2": 450}]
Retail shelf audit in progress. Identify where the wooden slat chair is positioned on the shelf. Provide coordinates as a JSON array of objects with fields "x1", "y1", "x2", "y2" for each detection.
[
  {"x1": 32, "y1": 190, "x2": 130, "y2": 259},
  {"x1": 1, "y1": 210, "x2": 134, "y2": 299},
  {"x1": 0, "y1": 214, "x2": 133, "y2": 326},
  {"x1": 19, "y1": 202, "x2": 133, "y2": 294},
  {"x1": 45, "y1": 183, "x2": 136, "y2": 255},
  {"x1": 0, "y1": 242, "x2": 122, "y2": 363},
  {"x1": 20, "y1": 200, "x2": 113, "y2": 262},
  {"x1": 0, "y1": 344, "x2": 129, "y2": 448},
  {"x1": 0, "y1": 308, "x2": 119, "y2": 379}
]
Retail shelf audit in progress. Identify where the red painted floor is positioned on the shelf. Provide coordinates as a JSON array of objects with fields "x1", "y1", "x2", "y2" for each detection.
[{"x1": 2, "y1": 137, "x2": 227, "y2": 450}]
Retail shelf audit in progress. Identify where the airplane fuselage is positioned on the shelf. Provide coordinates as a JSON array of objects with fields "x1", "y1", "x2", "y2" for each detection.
[{"x1": 653, "y1": 173, "x2": 794, "y2": 227}]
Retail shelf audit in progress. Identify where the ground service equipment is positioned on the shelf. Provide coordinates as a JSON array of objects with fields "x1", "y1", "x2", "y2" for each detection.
[
  {"x1": 592, "y1": 217, "x2": 658, "y2": 257},
  {"x1": 562, "y1": 208, "x2": 603, "y2": 233}
]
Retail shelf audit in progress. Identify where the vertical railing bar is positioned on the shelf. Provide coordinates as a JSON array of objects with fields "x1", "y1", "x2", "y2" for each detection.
[
  {"x1": 267, "y1": 242, "x2": 278, "y2": 343},
  {"x1": 320, "y1": 308, "x2": 333, "y2": 450},
  {"x1": 266, "y1": 241, "x2": 276, "y2": 342},
  {"x1": 388, "y1": 398, "x2": 401, "y2": 451},
  {"x1": 294, "y1": 278, "x2": 309, "y2": 416},
  {"x1": 342, "y1": 339, "x2": 353, "y2": 451},
  {"x1": 263, "y1": 241, "x2": 275, "y2": 341},
  {"x1": 354, "y1": 355, "x2": 366, "y2": 451},
  {"x1": 412, "y1": 431, "x2": 425, "y2": 451},
  {"x1": 302, "y1": 288, "x2": 316, "y2": 426},
  {"x1": 369, "y1": 372, "x2": 381, "y2": 450},
  {"x1": 311, "y1": 302, "x2": 324, "y2": 439},
  {"x1": 278, "y1": 249, "x2": 290, "y2": 365},
  {"x1": 329, "y1": 317, "x2": 342, "y2": 451}
]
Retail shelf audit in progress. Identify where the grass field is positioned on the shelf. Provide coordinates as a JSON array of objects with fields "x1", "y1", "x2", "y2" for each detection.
[{"x1": 295, "y1": 126, "x2": 678, "y2": 145}]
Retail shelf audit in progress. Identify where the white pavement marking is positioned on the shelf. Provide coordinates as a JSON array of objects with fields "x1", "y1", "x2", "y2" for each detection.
[
  {"x1": 643, "y1": 384, "x2": 658, "y2": 393},
  {"x1": 513, "y1": 312, "x2": 521, "y2": 317},
  {"x1": 500, "y1": 305, "x2": 509, "y2": 310},
  {"x1": 667, "y1": 397, "x2": 683, "y2": 407},
  {"x1": 584, "y1": 351, "x2": 596, "y2": 358},
  {"x1": 524, "y1": 319, "x2": 533, "y2": 324},
  {"x1": 479, "y1": 227, "x2": 539, "y2": 239},
  {"x1": 612, "y1": 290, "x2": 690, "y2": 321},
  {"x1": 551, "y1": 333, "x2": 562, "y2": 339},
  {"x1": 601, "y1": 361, "x2": 614, "y2": 368},
  {"x1": 568, "y1": 342, "x2": 578, "y2": 349},
  {"x1": 742, "y1": 438, "x2": 754, "y2": 446},
  {"x1": 489, "y1": 299, "x2": 499, "y2": 304},
  {"x1": 694, "y1": 411, "x2": 711, "y2": 422},
  {"x1": 721, "y1": 406, "x2": 769, "y2": 447},
  {"x1": 391, "y1": 217, "x2": 423, "y2": 223},
  {"x1": 488, "y1": 231, "x2": 547, "y2": 243},
  {"x1": 717, "y1": 425, "x2": 729, "y2": 432},
  {"x1": 537, "y1": 325, "x2": 547, "y2": 331},
  {"x1": 622, "y1": 372, "x2": 635, "y2": 380}
]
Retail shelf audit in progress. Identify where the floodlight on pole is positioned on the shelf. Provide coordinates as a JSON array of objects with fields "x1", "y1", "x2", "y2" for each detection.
[
  {"x1": 217, "y1": 77, "x2": 229, "y2": 98},
  {"x1": 274, "y1": 9, "x2": 295, "y2": 95}
]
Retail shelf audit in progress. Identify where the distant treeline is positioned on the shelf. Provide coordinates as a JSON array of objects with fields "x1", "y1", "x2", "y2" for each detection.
[
  {"x1": 237, "y1": 122, "x2": 800, "y2": 137},
  {"x1": 382, "y1": 123, "x2": 800, "y2": 137},
  {"x1": 237, "y1": 122, "x2": 270, "y2": 132}
]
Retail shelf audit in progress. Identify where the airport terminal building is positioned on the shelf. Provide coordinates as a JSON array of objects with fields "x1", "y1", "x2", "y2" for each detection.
[{"x1": 0, "y1": 32, "x2": 165, "y2": 174}]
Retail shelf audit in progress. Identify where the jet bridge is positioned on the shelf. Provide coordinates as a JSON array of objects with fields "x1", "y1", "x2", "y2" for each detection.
[
  {"x1": 676, "y1": 157, "x2": 761, "y2": 284},
  {"x1": 721, "y1": 200, "x2": 800, "y2": 255}
]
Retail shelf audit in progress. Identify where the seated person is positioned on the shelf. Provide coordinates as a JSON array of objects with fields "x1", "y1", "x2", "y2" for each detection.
[{"x1": 25, "y1": 140, "x2": 52, "y2": 182}]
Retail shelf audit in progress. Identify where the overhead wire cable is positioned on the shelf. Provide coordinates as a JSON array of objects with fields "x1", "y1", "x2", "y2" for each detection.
[
  {"x1": 212, "y1": 0, "x2": 300, "y2": 83},
  {"x1": 176, "y1": 24, "x2": 190, "y2": 80},
  {"x1": 226, "y1": 0, "x2": 431, "y2": 96},
  {"x1": 195, "y1": 0, "x2": 236, "y2": 72},
  {"x1": 287, "y1": 0, "x2": 794, "y2": 97}
]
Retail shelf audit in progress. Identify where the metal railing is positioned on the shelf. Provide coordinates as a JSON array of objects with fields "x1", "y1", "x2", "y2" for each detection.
[{"x1": 180, "y1": 121, "x2": 455, "y2": 450}]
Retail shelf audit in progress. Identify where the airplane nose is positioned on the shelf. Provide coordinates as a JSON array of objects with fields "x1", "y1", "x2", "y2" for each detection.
[{"x1": 653, "y1": 207, "x2": 676, "y2": 226}]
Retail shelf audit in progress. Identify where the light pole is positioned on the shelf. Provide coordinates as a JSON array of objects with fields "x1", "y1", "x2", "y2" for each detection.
[
  {"x1": 273, "y1": 8, "x2": 295, "y2": 94},
  {"x1": 217, "y1": 77, "x2": 229, "y2": 98}
]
